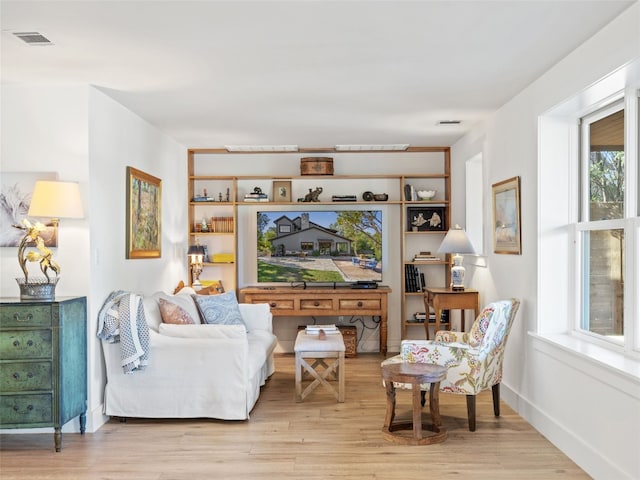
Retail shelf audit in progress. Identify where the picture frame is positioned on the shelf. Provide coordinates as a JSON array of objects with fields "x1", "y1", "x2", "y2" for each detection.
[
  {"x1": 407, "y1": 206, "x2": 446, "y2": 232},
  {"x1": 492, "y1": 176, "x2": 521, "y2": 254},
  {"x1": 126, "y1": 166, "x2": 162, "y2": 259},
  {"x1": 273, "y1": 180, "x2": 292, "y2": 202}
]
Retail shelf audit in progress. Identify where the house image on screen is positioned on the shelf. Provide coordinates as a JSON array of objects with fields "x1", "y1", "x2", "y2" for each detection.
[{"x1": 270, "y1": 213, "x2": 352, "y2": 256}]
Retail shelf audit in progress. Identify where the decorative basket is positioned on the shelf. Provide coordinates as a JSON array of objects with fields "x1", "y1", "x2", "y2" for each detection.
[
  {"x1": 300, "y1": 157, "x2": 334, "y2": 176},
  {"x1": 16, "y1": 277, "x2": 59, "y2": 301}
]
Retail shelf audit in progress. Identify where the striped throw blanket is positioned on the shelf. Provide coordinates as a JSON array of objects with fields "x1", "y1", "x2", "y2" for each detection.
[{"x1": 97, "y1": 290, "x2": 150, "y2": 374}]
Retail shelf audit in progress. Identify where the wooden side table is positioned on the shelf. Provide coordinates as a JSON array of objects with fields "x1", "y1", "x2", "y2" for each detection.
[
  {"x1": 381, "y1": 362, "x2": 447, "y2": 445},
  {"x1": 424, "y1": 288, "x2": 480, "y2": 340}
]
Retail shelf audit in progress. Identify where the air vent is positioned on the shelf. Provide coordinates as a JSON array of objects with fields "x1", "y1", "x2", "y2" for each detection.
[
  {"x1": 13, "y1": 32, "x2": 53, "y2": 46},
  {"x1": 438, "y1": 120, "x2": 462, "y2": 126}
]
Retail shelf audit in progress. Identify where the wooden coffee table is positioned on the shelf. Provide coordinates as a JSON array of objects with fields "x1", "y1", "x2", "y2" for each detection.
[{"x1": 381, "y1": 362, "x2": 447, "y2": 445}]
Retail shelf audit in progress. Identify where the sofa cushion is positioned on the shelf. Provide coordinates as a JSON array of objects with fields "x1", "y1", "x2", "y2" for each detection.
[
  {"x1": 193, "y1": 291, "x2": 245, "y2": 326},
  {"x1": 159, "y1": 323, "x2": 246, "y2": 339},
  {"x1": 159, "y1": 298, "x2": 196, "y2": 325},
  {"x1": 144, "y1": 290, "x2": 202, "y2": 332}
]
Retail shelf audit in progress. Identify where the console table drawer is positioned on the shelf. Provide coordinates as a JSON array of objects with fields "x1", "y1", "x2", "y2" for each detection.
[
  {"x1": 0, "y1": 393, "x2": 53, "y2": 425},
  {"x1": 1, "y1": 361, "x2": 52, "y2": 392},
  {"x1": 259, "y1": 299, "x2": 295, "y2": 311},
  {"x1": 339, "y1": 298, "x2": 381, "y2": 310},
  {"x1": 300, "y1": 299, "x2": 333, "y2": 310},
  {"x1": 0, "y1": 330, "x2": 53, "y2": 360},
  {"x1": 0, "y1": 305, "x2": 51, "y2": 328}
]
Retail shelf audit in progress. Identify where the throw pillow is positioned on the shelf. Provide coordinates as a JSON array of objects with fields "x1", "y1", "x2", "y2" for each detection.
[
  {"x1": 159, "y1": 297, "x2": 196, "y2": 325},
  {"x1": 192, "y1": 291, "x2": 245, "y2": 326},
  {"x1": 152, "y1": 291, "x2": 201, "y2": 326}
]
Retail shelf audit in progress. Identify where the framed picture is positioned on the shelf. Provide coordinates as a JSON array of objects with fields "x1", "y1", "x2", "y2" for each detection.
[
  {"x1": 0, "y1": 172, "x2": 59, "y2": 247},
  {"x1": 273, "y1": 180, "x2": 292, "y2": 202},
  {"x1": 126, "y1": 166, "x2": 162, "y2": 259},
  {"x1": 407, "y1": 206, "x2": 446, "y2": 232},
  {"x1": 492, "y1": 176, "x2": 521, "y2": 254}
]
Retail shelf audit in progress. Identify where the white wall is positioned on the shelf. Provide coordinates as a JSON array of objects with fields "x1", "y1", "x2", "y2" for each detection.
[
  {"x1": 86, "y1": 88, "x2": 187, "y2": 431},
  {"x1": 0, "y1": 85, "x2": 90, "y2": 298},
  {"x1": 0, "y1": 85, "x2": 187, "y2": 434},
  {"x1": 452, "y1": 4, "x2": 640, "y2": 479}
]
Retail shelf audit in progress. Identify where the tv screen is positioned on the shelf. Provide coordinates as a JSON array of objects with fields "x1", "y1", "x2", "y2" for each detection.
[{"x1": 257, "y1": 210, "x2": 382, "y2": 283}]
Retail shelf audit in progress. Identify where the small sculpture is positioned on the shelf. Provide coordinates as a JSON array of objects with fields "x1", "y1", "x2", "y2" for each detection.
[{"x1": 299, "y1": 187, "x2": 323, "y2": 202}]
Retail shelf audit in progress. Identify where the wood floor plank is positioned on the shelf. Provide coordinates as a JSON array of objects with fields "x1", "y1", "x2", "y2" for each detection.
[{"x1": 0, "y1": 353, "x2": 589, "y2": 479}]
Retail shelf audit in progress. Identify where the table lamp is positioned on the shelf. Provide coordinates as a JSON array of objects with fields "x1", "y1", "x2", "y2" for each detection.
[
  {"x1": 188, "y1": 243, "x2": 206, "y2": 287},
  {"x1": 15, "y1": 180, "x2": 84, "y2": 300},
  {"x1": 437, "y1": 224, "x2": 475, "y2": 291}
]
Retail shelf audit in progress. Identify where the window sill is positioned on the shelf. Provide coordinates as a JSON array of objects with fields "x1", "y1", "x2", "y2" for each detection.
[{"x1": 529, "y1": 332, "x2": 640, "y2": 396}]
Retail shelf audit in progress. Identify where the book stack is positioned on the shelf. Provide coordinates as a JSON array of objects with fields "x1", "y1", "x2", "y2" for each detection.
[
  {"x1": 332, "y1": 195, "x2": 357, "y2": 202},
  {"x1": 406, "y1": 312, "x2": 426, "y2": 323},
  {"x1": 428, "y1": 309, "x2": 450, "y2": 323},
  {"x1": 404, "y1": 264, "x2": 426, "y2": 293},
  {"x1": 243, "y1": 192, "x2": 269, "y2": 202},
  {"x1": 305, "y1": 324, "x2": 340, "y2": 335},
  {"x1": 413, "y1": 251, "x2": 440, "y2": 262}
]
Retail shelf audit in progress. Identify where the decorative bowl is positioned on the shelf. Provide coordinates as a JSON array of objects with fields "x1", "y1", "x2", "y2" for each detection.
[
  {"x1": 373, "y1": 193, "x2": 389, "y2": 201},
  {"x1": 416, "y1": 190, "x2": 436, "y2": 200}
]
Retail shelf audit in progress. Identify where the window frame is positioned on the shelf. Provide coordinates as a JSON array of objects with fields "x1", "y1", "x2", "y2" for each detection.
[{"x1": 572, "y1": 90, "x2": 639, "y2": 354}]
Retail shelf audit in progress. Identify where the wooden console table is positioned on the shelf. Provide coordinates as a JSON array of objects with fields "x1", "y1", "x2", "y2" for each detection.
[
  {"x1": 240, "y1": 286, "x2": 391, "y2": 354},
  {"x1": 424, "y1": 288, "x2": 480, "y2": 340}
]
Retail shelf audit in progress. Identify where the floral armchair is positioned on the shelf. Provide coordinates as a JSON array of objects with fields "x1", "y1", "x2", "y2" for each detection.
[{"x1": 382, "y1": 298, "x2": 520, "y2": 431}]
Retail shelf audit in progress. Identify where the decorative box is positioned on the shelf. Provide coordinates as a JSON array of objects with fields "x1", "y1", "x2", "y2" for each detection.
[{"x1": 300, "y1": 157, "x2": 334, "y2": 176}]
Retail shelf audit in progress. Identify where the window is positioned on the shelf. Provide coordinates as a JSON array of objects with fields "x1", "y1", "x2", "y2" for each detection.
[
  {"x1": 300, "y1": 242, "x2": 313, "y2": 251},
  {"x1": 576, "y1": 96, "x2": 638, "y2": 350},
  {"x1": 278, "y1": 225, "x2": 291, "y2": 233}
]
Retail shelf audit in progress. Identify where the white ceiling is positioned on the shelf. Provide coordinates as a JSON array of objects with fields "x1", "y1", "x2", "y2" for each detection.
[{"x1": 0, "y1": 0, "x2": 635, "y2": 149}]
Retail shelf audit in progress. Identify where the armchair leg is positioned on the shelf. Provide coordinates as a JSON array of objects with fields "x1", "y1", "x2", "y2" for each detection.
[
  {"x1": 465, "y1": 395, "x2": 476, "y2": 431},
  {"x1": 492, "y1": 383, "x2": 500, "y2": 417}
]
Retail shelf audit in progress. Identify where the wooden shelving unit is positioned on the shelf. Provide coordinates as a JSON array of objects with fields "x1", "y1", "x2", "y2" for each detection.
[{"x1": 187, "y1": 147, "x2": 451, "y2": 343}]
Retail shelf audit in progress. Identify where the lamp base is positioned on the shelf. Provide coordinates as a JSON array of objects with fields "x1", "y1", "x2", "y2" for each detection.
[
  {"x1": 16, "y1": 277, "x2": 59, "y2": 301},
  {"x1": 451, "y1": 286, "x2": 465, "y2": 291}
]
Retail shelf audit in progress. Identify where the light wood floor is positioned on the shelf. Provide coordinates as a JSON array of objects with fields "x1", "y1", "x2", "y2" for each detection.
[{"x1": 0, "y1": 353, "x2": 589, "y2": 480}]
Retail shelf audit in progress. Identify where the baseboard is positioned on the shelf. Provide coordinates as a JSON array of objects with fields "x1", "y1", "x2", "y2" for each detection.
[{"x1": 501, "y1": 383, "x2": 633, "y2": 480}]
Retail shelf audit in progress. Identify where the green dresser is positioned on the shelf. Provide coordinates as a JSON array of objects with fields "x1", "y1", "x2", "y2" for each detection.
[{"x1": 0, "y1": 297, "x2": 87, "y2": 451}]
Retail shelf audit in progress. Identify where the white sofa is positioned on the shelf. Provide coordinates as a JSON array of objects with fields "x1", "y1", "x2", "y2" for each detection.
[{"x1": 100, "y1": 289, "x2": 278, "y2": 420}]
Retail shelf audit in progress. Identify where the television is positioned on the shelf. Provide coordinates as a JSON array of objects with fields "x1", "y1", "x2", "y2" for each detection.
[{"x1": 257, "y1": 210, "x2": 382, "y2": 284}]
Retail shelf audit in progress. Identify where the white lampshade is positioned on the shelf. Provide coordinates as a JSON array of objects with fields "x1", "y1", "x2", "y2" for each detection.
[
  {"x1": 28, "y1": 181, "x2": 84, "y2": 219},
  {"x1": 437, "y1": 224, "x2": 474, "y2": 291},
  {"x1": 437, "y1": 224, "x2": 475, "y2": 255}
]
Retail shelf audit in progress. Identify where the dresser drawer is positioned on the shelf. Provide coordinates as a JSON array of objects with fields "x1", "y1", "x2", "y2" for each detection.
[
  {"x1": 339, "y1": 298, "x2": 381, "y2": 310},
  {"x1": 300, "y1": 299, "x2": 333, "y2": 310},
  {"x1": 0, "y1": 394, "x2": 53, "y2": 426},
  {"x1": 0, "y1": 305, "x2": 51, "y2": 328},
  {"x1": 0, "y1": 330, "x2": 52, "y2": 360},
  {"x1": 0, "y1": 361, "x2": 52, "y2": 392}
]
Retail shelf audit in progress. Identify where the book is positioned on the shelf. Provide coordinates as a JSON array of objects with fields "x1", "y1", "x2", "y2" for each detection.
[{"x1": 305, "y1": 324, "x2": 339, "y2": 334}]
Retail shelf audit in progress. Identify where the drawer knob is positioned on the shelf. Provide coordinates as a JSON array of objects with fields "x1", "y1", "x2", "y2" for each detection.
[
  {"x1": 357, "y1": 301, "x2": 363, "y2": 307},
  {"x1": 270, "y1": 302, "x2": 277, "y2": 308},
  {"x1": 13, "y1": 404, "x2": 34, "y2": 413},
  {"x1": 12, "y1": 372, "x2": 20, "y2": 379},
  {"x1": 27, "y1": 340, "x2": 34, "y2": 347},
  {"x1": 13, "y1": 340, "x2": 20, "y2": 347},
  {"x1": 13, "y1": 313, "x2": 33, "y2": 322},
  {"x1": 314, "y1": 301, "x2": 320, "y2": 307}
]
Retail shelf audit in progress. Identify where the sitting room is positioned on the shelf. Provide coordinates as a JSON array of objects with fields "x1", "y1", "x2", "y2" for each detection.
[{"x1": 1, "y1": 2, "x2": 639, "y2": 479}]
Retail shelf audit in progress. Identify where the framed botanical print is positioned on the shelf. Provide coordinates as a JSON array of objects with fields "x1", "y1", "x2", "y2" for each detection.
[
  {"x1": 492, "y1": 176, "x2": 521, "y2": 254},
  {"x1": 126, "y1": 166, "x2": 161, "y2": 258}
]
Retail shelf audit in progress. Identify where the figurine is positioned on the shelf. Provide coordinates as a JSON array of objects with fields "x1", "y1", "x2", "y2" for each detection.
[{"x1": 299, "y1": 187, "x2": 323, "y2": 202}]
